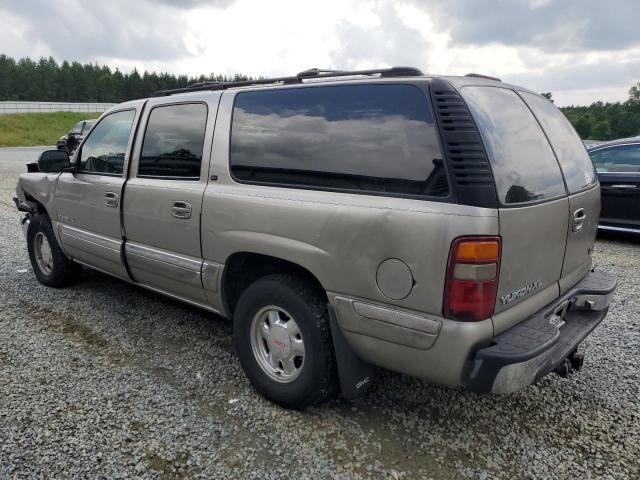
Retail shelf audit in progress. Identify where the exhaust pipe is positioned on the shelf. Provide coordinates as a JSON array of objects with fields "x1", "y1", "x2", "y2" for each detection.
[
  {"x1": 554, "y1": 351, "x2": 585, "y2": 378},
  {"x1": 555, "y1": 358, "x2": 572, "y2": 378},
  {"x1": 568, "y1": 351, "x2": 585, "y2": 371}
]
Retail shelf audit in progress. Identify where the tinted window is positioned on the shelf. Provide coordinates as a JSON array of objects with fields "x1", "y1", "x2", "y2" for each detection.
[
  {"x1": 78, "y1": 110, "x2": 136, "y2": 175},
  {"x1": 70, "y1": 121, "x2": 83, "y2": 135},
  {"x1": 521, "y1": 92, "x2": 597, "y2": 192},
  {"x1": 230, "y1": 84, "x2": 448, "y2": 197},
  {"x1": 138, "y1": 103, "x2": 207, "y2": 179},
  {"x1": 462, "y1": 86, "x2": 566, "y2": 205},
  {"x1": 590, "y1": 144, "x2": 640, "y2": 173}
]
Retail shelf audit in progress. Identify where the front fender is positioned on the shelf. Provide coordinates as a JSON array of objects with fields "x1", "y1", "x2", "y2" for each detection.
[{"x1": 16, "y1": 172, "x2": 59, "y2": 218}]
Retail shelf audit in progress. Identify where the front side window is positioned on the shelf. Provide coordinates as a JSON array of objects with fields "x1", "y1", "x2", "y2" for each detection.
[
  {"x1": 78, "y1": 109, "x2": 136, "y2": 175},
  {"x1": 138, "y1": 103, "x2": 208, "y2": 179},
  {"x1": 590, "y1": 144, "x2": 640, "y2": 173},
  {"x1": 229, "y1": 84, "x2": 448, "y2": 198},
  {"x1": 462, "y1": 86, "x2": 566, "y2": 205},
  {"x1": 520, "y1": 92, "x2": 597, "y2": 193}
]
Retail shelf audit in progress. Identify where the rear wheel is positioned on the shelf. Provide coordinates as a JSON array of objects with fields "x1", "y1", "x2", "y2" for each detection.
[
  {"x1": 234, "y1": 274, "x2": 337, "y2": 409},
  {"x1": 27, "y1": 215, "x2": 82, "y2": 287}
]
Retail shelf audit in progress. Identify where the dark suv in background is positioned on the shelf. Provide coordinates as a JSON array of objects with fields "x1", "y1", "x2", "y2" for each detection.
[{"x1": 56, "y1": 119, "x2": 96, "y2": 155}]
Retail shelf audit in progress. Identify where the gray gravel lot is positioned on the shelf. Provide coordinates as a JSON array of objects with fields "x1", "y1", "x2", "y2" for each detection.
[{"x1": 1, "y1": 147, "x2": 638, "y2": 479}]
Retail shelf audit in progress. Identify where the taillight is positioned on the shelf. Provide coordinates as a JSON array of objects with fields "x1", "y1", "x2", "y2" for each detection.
[{"x1": 443, "y1": 236, "x2": 501, "y2": 322}]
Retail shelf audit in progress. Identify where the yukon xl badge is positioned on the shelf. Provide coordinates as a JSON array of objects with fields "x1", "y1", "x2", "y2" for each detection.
[{"x1": 500, "y1": 280, "x2": 543, "y2": 305}]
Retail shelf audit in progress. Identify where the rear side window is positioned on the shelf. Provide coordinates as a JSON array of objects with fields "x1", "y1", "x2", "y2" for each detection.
[
  {"x1": 229, "y1": 84, "x2": 448, "y2": 198},
  {"x1": 138, "y1": 103, "x2": 207, "y2": 179},
  {"x1": 590, "y1": 144, "x2": 640, "y2": 173},
  {"x1": 462, "y1": 87, "x2": 566, "y2": 205},
  {"x1": 520, "y1": 92, "x2": 597, "y2": 192}
]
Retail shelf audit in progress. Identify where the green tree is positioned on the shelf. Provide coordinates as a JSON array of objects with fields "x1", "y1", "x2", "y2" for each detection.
[
  {"x1": 573, "y1": 114, "x2": 593, "y2": 139},
  {"x1": 540, "y1": 92, "x2": 554, "y2": 102},
  {"x1": 591, "y1": 120, "x2": 611, "y2": 139},
  {"x1": 629, "y1": 82, "x2": 640, "y2": 101}
]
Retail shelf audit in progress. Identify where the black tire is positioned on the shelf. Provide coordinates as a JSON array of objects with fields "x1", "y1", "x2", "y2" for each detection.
[
  {"x1": 234, "y1": 274, "x2": 338, "y2": 409},
  {"x1": 27, "y1": 215, "x2": 82, "y2": 287}
]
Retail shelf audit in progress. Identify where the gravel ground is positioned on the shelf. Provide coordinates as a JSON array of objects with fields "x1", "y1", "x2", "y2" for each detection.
[{"x1": 1, "y1": 147, "x2": 638, "y2": 479}]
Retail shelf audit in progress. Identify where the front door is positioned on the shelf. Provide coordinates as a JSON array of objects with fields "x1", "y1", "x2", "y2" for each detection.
[
  {"x1": 122, "y1": 97, "x2": 219, "y2": 304},
  {"x1": 54, "y1": 104, "x2": 144, "y2": 279}
]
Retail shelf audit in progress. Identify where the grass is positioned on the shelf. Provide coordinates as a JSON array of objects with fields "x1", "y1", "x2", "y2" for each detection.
[{"x1": 0, "y1": 112, "x2": 99, "y2": 147}]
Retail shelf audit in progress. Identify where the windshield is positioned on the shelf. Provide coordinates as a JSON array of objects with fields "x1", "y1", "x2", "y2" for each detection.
[
  {"x1": 69, "y1": 121, "x2": 83, "y2": 135},
  {"x1": 81, "y1": 121, "x2": 96, "y2": 135}
]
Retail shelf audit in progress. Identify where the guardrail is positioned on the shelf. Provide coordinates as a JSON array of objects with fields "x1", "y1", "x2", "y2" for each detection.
[{"x1": 0, "y1": 101, "x2": 117, "y2": 114}]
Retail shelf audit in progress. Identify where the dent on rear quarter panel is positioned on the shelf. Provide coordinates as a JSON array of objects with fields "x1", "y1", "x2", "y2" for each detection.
[{"x1": 200, "y1": 184, "x2": 499, "y2": 316}]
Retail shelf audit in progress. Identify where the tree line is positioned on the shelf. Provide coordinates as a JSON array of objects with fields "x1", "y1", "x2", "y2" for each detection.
[
  {"x1": 0, "y1": 54, "x2": 251, "y2": 104},
  {"x1": 1, "y1": 54, "x2": 639, "y2": 141}
]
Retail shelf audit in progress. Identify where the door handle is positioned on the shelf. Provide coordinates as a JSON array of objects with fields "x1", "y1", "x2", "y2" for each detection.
[
  {"x1": 572, "y1": 208, "x2": 586, "y2": 232},
  {"x1": 171, "y1": 201, "x2": 192, "y2": 219},
  {"x1": 104, "y1": 192, "x2": 119, "y2": 207}
]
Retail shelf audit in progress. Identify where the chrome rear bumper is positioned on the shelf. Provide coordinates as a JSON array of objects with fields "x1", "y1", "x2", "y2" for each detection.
[{"x1": 464, "y1": 270, "x2": 617, "y2": 394}]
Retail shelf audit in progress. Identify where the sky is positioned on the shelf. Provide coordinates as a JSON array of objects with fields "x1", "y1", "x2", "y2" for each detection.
[{"x1": 1, "y1": 0, "x2": 639, "y2": 106}]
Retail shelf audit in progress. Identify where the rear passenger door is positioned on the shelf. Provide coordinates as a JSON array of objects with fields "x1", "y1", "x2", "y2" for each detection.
[{"x1": 122, "y1": 96, "x2": 220, "y2": 304}]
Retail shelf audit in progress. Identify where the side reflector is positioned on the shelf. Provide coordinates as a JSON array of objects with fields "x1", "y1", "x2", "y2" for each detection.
[{"x1": 444, "y1": 236, "x2": 501, "y2": 322}]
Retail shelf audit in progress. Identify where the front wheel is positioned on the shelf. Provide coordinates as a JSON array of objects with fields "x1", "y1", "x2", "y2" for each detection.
[
  {"x1": 27, "y1": 215, "x2": 82, "y2": 287},
  {"x1": 234, "y1": 274, "x2": 338, "y2": 409}
]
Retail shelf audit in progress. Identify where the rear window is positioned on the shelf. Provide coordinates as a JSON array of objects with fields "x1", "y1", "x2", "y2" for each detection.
[
  {"x1": 520, "y1": 92, "x2": 597, "y2": 192},
  {"x1": 590, "y1": 144, "x2": 640, "y2": 173},
  {"x1": 229, "y1": 84, "x2": 449, "y2": 198},
  {"x1": 462, "y1": 86, "x2": 566, "y2": 205}
]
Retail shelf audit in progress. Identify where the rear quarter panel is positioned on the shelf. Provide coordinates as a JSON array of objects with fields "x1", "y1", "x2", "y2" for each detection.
[{"x1": 201, "y1": 91, "x2": 500, "y2": 316}]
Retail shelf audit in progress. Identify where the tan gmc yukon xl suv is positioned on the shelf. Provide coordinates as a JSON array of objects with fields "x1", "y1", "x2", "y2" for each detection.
[{"x1": 14, "y1": 68, "x2": 617, "y2": 409}]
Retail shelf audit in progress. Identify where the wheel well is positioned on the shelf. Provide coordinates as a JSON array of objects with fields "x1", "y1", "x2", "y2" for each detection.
[
  {"x1": 23, "y1": 191, "x2": 49, "y2": 217},
  {"x1": 222, "y1": 252, "x2": 327, "y2": 318}
]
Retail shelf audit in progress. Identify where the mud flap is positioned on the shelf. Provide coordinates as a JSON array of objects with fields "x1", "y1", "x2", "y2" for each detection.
[{"x1": 328, "y1": 304, "x2": 375, "y2": 400}]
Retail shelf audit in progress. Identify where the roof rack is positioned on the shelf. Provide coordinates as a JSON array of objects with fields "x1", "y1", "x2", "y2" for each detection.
[
  {"x1": 465, "y1": 73, "x2": 502, "y2": 82},
  {"x1": 152, "y1": 66, "x2": 424, "y2": 96}
]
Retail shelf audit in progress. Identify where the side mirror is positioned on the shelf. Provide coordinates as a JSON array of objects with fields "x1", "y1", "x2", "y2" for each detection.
[{"x1": 37, "y1": 149, "x2": 71, "y2": 173}]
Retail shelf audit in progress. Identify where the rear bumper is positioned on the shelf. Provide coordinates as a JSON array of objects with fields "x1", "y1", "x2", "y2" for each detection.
[{"x1": 464, "y1": 270, "x2": 617, "y2": 394}]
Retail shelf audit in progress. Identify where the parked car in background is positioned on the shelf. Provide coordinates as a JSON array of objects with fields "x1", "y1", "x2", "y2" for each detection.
[
  {"x1": 583, "y1": 139, "x2": 604, "y2": 148},
  {"x1": 56, "y1": 119, "x2": 96, "y2": 155},
  {"x1": 588, "y1": 136, "x2": 640, "y2": 234},
  {"x1": 14, "y1": 68, "x2": 617, "y2": 408}
]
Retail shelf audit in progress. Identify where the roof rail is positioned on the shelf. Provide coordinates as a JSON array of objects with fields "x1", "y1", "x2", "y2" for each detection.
[
  {"x1": 465, "y1": 73, "x2": 502, "y2": 82},
  {"x1": 152, "y1": 66, "x2": 424, "y2": 97}
]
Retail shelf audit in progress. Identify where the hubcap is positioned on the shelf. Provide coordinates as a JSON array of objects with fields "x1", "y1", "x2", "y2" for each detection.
[
  {"x1": 250, "y1": 306, "x2": 305, "y2": 383},
  {"x1": 34, "y1": 232, "x2": 53, "y2": 276}
]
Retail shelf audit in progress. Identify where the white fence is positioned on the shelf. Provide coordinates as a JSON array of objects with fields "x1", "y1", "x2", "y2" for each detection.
[{"x1": 0, "y1": 101, "x2": 117, "y2": 115}]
